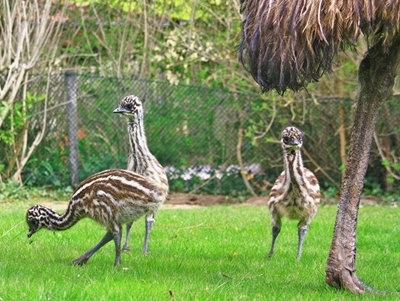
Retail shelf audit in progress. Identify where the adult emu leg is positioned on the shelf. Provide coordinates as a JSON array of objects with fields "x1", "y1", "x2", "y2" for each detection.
[{"x1": 325, "y1": 37, "x2": 400, "y2": 294}]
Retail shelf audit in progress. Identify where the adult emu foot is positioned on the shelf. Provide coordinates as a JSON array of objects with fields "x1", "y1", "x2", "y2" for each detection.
[{"x1": 325, "y1": 268, "x2": 374, "y2": 294}]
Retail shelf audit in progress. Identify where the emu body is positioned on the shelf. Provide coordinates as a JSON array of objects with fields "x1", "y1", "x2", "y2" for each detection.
[
  {"x1": 26, "y1": 169, "x2": 167, "y2": 266},
  {"x1": 267, "y1": 126, "x2": 320, "y2": 259},
  {"x1": 113, "y1": 95, "x2": 168, "y2": 253}
]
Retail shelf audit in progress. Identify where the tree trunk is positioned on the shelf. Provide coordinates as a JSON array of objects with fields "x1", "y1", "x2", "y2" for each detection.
[{"x1": 325, "y1": 37, "x2": 400, "y2": 294}]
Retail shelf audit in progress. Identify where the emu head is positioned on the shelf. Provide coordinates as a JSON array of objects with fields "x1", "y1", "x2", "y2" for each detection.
[
  {"x1": 26, "y1": 205, "x2": 49, "y2": 238},
  {"x1": 281, "y1": 126, "x2": 303, "y2": 151},
  {"x1": 113, "y1": 95, "x2": 143, "y2": 121}
]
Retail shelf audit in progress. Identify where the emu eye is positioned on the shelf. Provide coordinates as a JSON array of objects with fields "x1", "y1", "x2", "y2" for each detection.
[
  {"x1": 125, "y1": 104, "x2": 133, "y2": 111},
  {"x1": 28, "y1": 218, "x2": 38, "y2": 226},
  {"x1": 282, "y1": 137, "x2": 290, "y2": 143}
]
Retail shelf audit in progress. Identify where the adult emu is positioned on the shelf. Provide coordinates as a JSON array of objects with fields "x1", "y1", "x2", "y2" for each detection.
[{"x1": 239, "y1": 0, "x2": 400, "y2": 294}]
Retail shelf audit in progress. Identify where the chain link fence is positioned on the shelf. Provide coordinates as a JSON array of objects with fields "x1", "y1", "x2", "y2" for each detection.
[{"x1": 5, "y1": 73, "x2": 400, "y2": 196}]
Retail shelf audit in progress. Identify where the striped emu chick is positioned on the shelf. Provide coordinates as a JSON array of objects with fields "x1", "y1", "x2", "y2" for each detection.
[
  {"x1": 267, "y1": 126, "x2": 320, "y2": 259},
  {"x1": 26, "y1": 169, "x2": 168, "y2": 266},
  {"x1": 113, "y1": 95, "x2": 169, "y2": 252}
]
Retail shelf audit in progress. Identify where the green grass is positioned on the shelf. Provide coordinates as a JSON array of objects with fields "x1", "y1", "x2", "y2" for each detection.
[{"x1": 0, "y1": 202, "x2": 399, "y2": 300}]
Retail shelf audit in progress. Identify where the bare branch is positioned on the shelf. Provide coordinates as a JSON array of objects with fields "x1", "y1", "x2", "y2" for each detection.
[
  {"x1": 0, "y1": 0, "x2": 64, "y2": 127},
  {"x1": 373, "y1": 132, "x2": 400, "y2": 181},
  {"x1": 1, "y1": 0, "x2": 65, "y2": 182}
]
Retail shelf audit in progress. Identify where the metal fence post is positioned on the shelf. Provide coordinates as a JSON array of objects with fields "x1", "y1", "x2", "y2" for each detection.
[{"x1": 65, "y1": 71, "x2": 79, "y2": 187}]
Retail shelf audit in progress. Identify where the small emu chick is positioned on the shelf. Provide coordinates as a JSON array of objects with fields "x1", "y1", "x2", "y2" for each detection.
[
  {"x1": 26, "y1": 169, "x2": 168, "y2": 266},
  {"x1": 113, "y1": 95, "x2": 168, "y2": 253},
  {"x1": 267, "y1": 126, "x2": 320, "y2": 259}
]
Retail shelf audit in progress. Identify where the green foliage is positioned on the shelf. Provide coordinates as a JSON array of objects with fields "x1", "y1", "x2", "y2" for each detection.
[
  {"x1": 23, "y1": 130, "x2": 126, "y2": 187},
  {"x1": 4, "y1": 75, "x2": 397, "y2": 199},
  {"x1": 0, "y1": 180, "x2": 30, "y2": 201},
  {"x1": 321, "y1": 185, "x2": 340, "y2": 199},
  {"x1": 0, "y1": 179, "x2": 72, "y2": 202},
  {"x1": 245, "y1": 95, "x2": 280, "y2": 147},
  {"x1": 60, "y1": 0, "x2": 246, "y2": 92},
  {"x1": 145, "y1": 89, "x2": 222, "y2": 166},
  {"x1": 2, "y1": 1, "x2": 399, "y2": 201},
  {"x1": 0, "y1": 92, "x2": 47, "y2": 182},
  {"x1": 362, "y1": 181, "x2": 384, "y2": 197},
  {"x1": 382, "y1": 159, "x2": 400, "y2": 184},
  {"x1": 0, "y1": 92, "x2": 45, "y2": 145},
  {"x1": 0, "y1": 203, "x2": 399, "y2": 300},
  {"x1": 72, "y1": 0, "x2": 232, "y2": 22},
  {"x1": 78, "y1": 136, "x2": 126, "y2": 180},
  {"x1": 23, "y1": 150, "x2": 67, "y2": 188},
  {"x1": 0, "y1": 101, "x2": 13, "y2": 145},
  {"x1": 361, "y1": 178, "x2": 400, "y2": 205}
]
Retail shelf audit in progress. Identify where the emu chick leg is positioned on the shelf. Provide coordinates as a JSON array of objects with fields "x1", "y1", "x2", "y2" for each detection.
[
  {"x1": 267, "y1": 225, "x2": 281, "y2": 257},
  {"x1": 142, "y1": 213, "x2": 155, "y2": 255},
  {"x1": 72, "y1": 231, "x2": 113, "y2": 266},
  {"x1": 112, "y1": 230, "x2": 123, "y2": 266},
  {"x1": 297, "y1": 224, "x2": 309, "y2": 259},
  {"x1": 123, "y1": 222, "x2": 133, "y2": 251}
]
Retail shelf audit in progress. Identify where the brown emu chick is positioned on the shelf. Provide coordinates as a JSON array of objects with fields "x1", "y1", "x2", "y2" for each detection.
[
  {"x1": 114, "y1": 95, "x2": 169, "y2": 253},
  {"x1": 26, "y1": 169, "x2": 168, "y2": 266},
  {"x1": 267, "y1": 126, "x2": 320, "y2": 259}
]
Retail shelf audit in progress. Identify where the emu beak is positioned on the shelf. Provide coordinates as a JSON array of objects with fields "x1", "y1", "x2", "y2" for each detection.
[
  {"x1": 27, "y1": 229, "x2": 35, "y2": 238},
  {"x1": 113, "y1": 107, "x2": 129, "y2": 114},
  {"x1": 290, "y1": 139, "x2": 300, "y2": 146}
]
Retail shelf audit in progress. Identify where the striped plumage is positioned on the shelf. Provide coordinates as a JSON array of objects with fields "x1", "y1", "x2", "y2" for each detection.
[
  {"x1": 26, "y1": 169, "x2": 168, "y2": 266},
  {"x1": 115, "y1": 95, "x2": 167, "y2": 188},
  {"x1": 267, "y1": 126, "x2": 320, "y2": 259},
  {"x1": 113, "y1": 95, "x2": 169, "y2": 252}
]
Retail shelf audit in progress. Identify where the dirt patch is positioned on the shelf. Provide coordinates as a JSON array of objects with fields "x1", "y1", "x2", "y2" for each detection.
[
  {"x1": 164, "y1": 193, "x2": 377, "y2": 207},
  {"x1": 167, "y1": 193, "x2": 231, "y2": 206},
  {"x1": 165, "y1": 193, "x2": 268, "y2": 207},
  {"x1": 31, "y1": 193, "x2": 380, "y2": 211}
]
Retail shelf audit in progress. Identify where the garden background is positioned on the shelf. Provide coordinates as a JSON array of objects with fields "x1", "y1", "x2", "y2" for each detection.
[
  {"x1": 1, "y1": 2, "x2": 399, "y2": 299},
  {"x1": 1, "y1": 1, "x2": 399, "y2": 202}
]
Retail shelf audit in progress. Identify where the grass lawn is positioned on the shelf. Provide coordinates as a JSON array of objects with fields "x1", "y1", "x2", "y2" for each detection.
[{"x1": 0, "y1": 201, "x2": 399, "y2": 300}]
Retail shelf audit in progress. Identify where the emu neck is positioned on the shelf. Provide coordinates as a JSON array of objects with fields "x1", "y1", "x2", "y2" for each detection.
[
  {"x1": 44, "y1": 204, "x2": 82, "y2": 231},
  {"x1": 126, "y1": 117, "x2": 169, "y2": 194},
  {"x1": 283, "y1": 148, "x2": 304, "y2": 189},
  {"x1": 127, "y1": 117, "x2": 151, "y2": 173}
]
